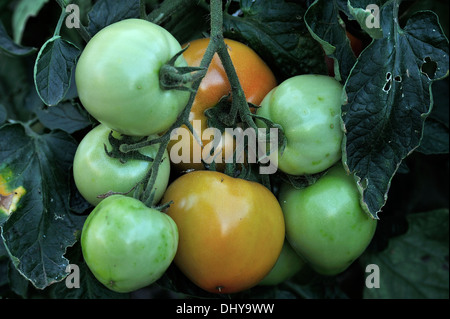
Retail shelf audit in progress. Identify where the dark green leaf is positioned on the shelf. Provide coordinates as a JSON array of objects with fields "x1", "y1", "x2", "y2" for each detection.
[
  {"x1": 361, "y1": 209, "x2": 449, "y2": 299},
  {"x1": 0, "y1": 123, "x2": 85, "y2": 289},
  {"x1": 342, "y1": 1, "x2": 449, "y2": 218},
  {"x1": 34, "y1": 36, "x2": 80, "y2": 107},
  {"x1": 304, "y1": 0, "x2": 357, "y2": 81},
  {"x1": 0, "y1": 54, "x2": 30, "y2": 122},
  {"x1": 0, "y1": 238, "x2": 6, "y2": 259},
  {"x1": 0, "y1": 20, "x2": 36, "y2": 56},
  {"x1": 11, "y1": 0, "x2": 49, "y2": 44},
  {"x1": 35, "y1": 101, "x2": 92, "y2": 134},
  {"x1": 0, "y1": 104, "x2": 6, "y2": 125},
  {"x1": 417, "y1": 120, "x2": 449, "y2": 154},
  {"x1": 223, "y1": 0, "x2": 327, "y2": 80},
  {"x1": 7, "y1": 260, "x2": 29, "y2": 298},
  {"x1": 86, "y1": 0, "x2": 140, "y2": 37},
  {"x1": 347, "y1": 0, "x2": 386, "y2": 39}
]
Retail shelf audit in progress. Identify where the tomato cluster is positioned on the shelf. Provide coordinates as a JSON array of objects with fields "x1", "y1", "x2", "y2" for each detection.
[{"x1": 73, "y1": 18, "x2": 376, "y2": 295}]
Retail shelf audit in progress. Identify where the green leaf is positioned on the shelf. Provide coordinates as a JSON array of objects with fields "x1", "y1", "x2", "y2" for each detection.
[
  {"x1": 35, "y1": 101, "x2": 92, "y2": 134},
  {"x1": 361, "y1": 209, "x2": 449, "y2": 299},
  {"x1": 222, "y1": 0, "x2": 327, "y2": 80},
  {"x1": 0, "y1": 104, "x2": 6, "y2": 125},
  {"x1": 7, "y1": 260, "x2": 29, "y2": 298},
  {"x1": 417, "y1": 78, "x2": 449, "y2": 154},
  {"x1": 0, "y1": 123, "x2": 85, "y2": 289},
  {"x1": 417, "y1": 120, "x2": 449, "y2": 155},
  {"x1": 341, "y1": 1, "x2": 449, "y2": 219},
  {"x1": 0, "y1": 20, "x2": 36, "y2": 56},
  {"x1": 0, "y1": 54, "x2": 30, "y2": 122},
  {"x1": 86, "y1": 0, "x2": 140, "y2": 37},
  {"x1": 347, "y1": 0, "x2": 385, "y2": 39},
  {"x1": 12, "y1": 0, "x2": 49, "y2": 44},
  {"x1": 304, "y1": 0, "x2": 357, "y2": 82},
  {"x1": 34, "y1": 36, "x2": 81, "y2": 107}
]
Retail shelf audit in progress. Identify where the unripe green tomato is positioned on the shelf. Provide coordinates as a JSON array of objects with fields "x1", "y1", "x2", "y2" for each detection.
[
  {"x1": 75, "y1": 18, "x2": 189, "y2": 136},
  {"x1": 81, "y1": 195, "x2": 178, "y2": 293},
  {"x1": 73, "y1": 124, "x2": 170, "y2": 206},
  {"x1": 256, "y1": 74, "x2": 344, "y2": 175},
  {"x1": 258, "y1": 240, "x2": 306, "y2": 286},
  {"x1": 279, "y1": 164, "x2": 377, "y2": 276}
]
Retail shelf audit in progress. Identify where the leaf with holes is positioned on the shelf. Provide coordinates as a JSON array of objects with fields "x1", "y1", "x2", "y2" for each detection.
[{"x1": 341, "y1": 0, "x2": 449, "y2": 219}]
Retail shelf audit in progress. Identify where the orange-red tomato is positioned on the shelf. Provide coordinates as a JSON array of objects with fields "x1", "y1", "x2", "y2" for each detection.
[
  {"x1": 162, "y1": 170, "x2": 285, "y2": 294},
  {"x1": 168, "y1": 38, "x2": 277, "y2": 171}
]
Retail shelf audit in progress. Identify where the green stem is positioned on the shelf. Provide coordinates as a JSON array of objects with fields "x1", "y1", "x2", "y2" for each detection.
[
  {"x1": 130, "y1": 0, "x2": 264, "y2": 206},
  {"x1": 212, "y1": 1, "x2": 258, "y2": 132},
  {"x1": 54, "y1": 7, "x2": 67, "y2": 37},
  {"x1": 139, "y1": 0, "x2": 147, "y2": 20},
  {"x1": 140, "y1": 139, "x2": 169, "y2": 206}
]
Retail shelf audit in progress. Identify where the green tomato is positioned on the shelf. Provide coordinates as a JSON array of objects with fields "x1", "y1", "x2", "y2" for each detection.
[
  {"x1": 279, "y1": 164, "x2": 377, "y2": 276},
  {"x1": 81, "y1": 194, "x2": 178, "y2": 293},
  {"x1": 73, "y1": 124, "x2": 170, "y2": 206},
  {"x1": 256, "y1": 74, "x2": 344, "y2": 175},
  {"x1": 75, "y1": 18, "x2": 190, "y2": 136},
  {"x1": 258, "y1": 240, "x2": 306, "y2": 286}
]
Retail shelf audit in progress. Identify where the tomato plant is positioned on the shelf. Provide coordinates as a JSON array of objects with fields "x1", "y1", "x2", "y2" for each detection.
[
  {"x1": 81, "y1": 194, "x2": 178, "y2": 293},
  {"x1": 0, "y1": 0, "x2": 448, "y2": 301},
  {"x1": 75, "y1": 18, "x2": 190, "y2": 137},
  {"x1": 73, "y1": 124, "x2": 171, "y2": 206},
  {"x1": 279, "y1": 164, "x2": 378, "y2": 276},
  {"x1": 168, "y1": 37, "x2": 277, "y2": 171},
  {"x1": 161, "y1": 170, "x2": 285, "y2": 294}
]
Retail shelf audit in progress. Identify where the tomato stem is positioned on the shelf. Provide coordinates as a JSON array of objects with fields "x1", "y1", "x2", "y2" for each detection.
[
  {"x1": 159, "y1": 47, "x2": 207, "y2": 92},
  {"x1": 126, "y1": 0, "x2": 277, "y2": 206}
]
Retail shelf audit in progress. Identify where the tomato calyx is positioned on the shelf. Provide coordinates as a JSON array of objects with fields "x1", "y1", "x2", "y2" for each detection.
[
  {"x1": 159, "y1": 47, "x2": 207, "y2": 92},
  {"x1": 99, "y1": 130, "x2": 171, "y2": 208},
  {"x1": 104, "y1": 130, "x2": 155, "y2": 164}
]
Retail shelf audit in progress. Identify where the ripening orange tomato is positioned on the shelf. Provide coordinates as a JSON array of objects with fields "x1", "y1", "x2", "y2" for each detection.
[
  {"x1": 162, "y1": 170, "x2": 285, "y2": 294},
  {"x1": 168, "y1": 38, "x2": 277, "y2": 171}
]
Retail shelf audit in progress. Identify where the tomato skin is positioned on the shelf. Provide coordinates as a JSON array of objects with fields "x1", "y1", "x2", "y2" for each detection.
[
  {"x1": 258, "y1": 240, "x2": 306, "y2": 286},
  {"x1": 81, "y1": 195, "x2": 178, "y2": 293},
  {"x1": 279, "y1": 164, "x2": 377, "y2": 276},
  {"x1": 256, "y1": 74, "x2": 344, "y2": 175},
  {"x1": 162, "y1": 170, "x2": 285, "y2": 294},
  {"x1": 75, "y1": 19, "x2": 189, "y2": 137},
  {"x1": 186, "y1": 38, "x2": 277, "y2": 110},
  {"x1": 168, "y1": 38, "x2": 277, "y2": 171},
  {"x1": 346, "y1": 31, "x2": 364, "y2": 57},
  {"x1": 73, "y1": 124, "x2": 170, "y2": 206}
]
